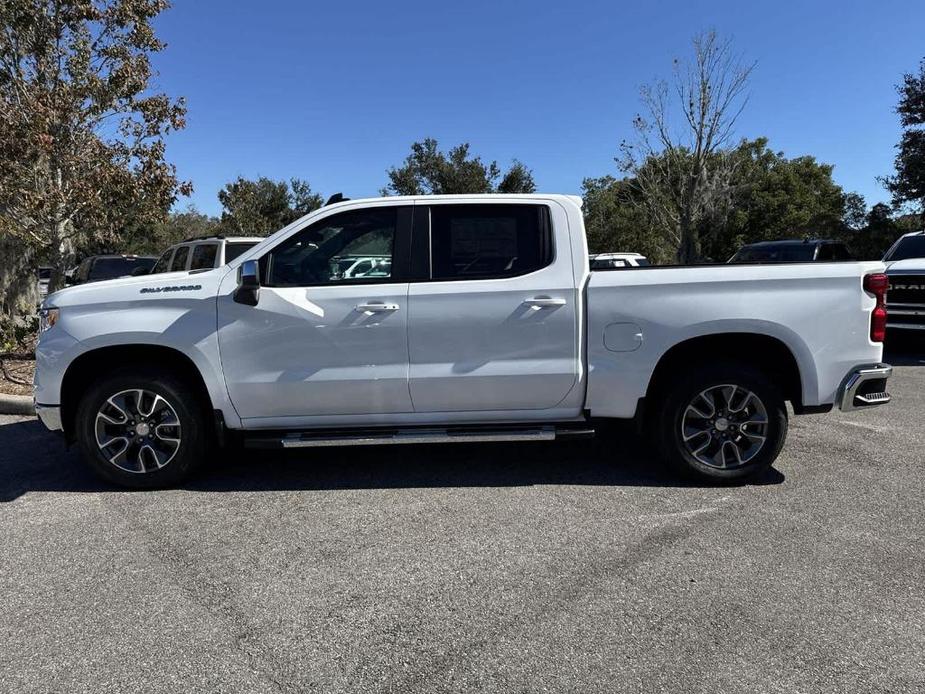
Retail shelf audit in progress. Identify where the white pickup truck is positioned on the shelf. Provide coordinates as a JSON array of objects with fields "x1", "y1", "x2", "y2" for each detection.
[{"x1": 34, "y1": 194, "x2": 893, "y2": 488}]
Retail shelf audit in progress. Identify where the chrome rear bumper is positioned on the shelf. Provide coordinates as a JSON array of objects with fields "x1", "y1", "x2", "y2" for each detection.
[{"x1": 837, "y1": 364, "x2": 893, "y2": 412}]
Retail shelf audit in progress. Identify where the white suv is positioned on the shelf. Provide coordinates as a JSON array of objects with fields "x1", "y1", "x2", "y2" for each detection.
[
  {"x1": 151, "y1": 236, "x2": 262, "y2": 274},
  {"x1": 588, "y1": 252, "x2": 650, "y2": 269}
]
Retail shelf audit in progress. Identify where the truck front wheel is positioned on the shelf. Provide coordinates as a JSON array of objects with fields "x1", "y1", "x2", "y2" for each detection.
[
  {"x1": 654, "y1": 363, "x2": 788, "y2": 482},
  {"x1": 75, "y1": 367, "x2": 208, "y2": 489}
]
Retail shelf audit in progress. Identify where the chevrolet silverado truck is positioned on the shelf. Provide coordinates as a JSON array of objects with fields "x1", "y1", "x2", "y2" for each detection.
[
  {"x1": 34, "y1": 194, "x2": 893, "y2": 488},
  {"x1": 883, "y1": 230, "x2": 925, "y2": 332}
]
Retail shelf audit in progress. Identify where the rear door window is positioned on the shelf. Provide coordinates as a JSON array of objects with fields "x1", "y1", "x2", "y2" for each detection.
[{"x1": 428, "y1": 204, "x2": 552, "y2": 280}]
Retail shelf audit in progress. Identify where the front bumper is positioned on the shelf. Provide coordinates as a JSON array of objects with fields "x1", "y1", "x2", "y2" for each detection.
[
  {"x1": 34, "y1": 403, "x2": 63, "y2": 432},
  {"x1": 837, "y1": 364, "x2": 892, "y2": 411}
]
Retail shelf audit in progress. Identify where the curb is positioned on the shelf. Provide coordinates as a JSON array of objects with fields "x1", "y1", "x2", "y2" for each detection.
[{"x1": 0, "y1": 392, "x2": 34, "y2": 416}]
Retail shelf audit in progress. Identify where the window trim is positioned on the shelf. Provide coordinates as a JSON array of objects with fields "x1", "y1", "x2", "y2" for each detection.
[
  {"x1": 260, "y1": 205, "x2": 413, "y2": 288},
  {"x1": 415, "y1": 203, "x2": 556, "y2": 283}
]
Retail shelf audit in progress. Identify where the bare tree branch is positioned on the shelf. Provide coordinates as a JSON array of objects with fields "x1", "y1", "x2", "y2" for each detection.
[{"x1": 618, "y1": 30, "x2": 754, "y2": 263}]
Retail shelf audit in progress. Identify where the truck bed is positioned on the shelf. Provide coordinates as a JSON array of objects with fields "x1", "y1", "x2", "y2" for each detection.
[{"x1": 584, "y1": 261, "x2": 886, "y2": 418}]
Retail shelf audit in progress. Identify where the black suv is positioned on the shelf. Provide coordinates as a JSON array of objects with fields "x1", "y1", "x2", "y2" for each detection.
[{"x1": 728, "y1": 239, "x2": 853, "y2": 263}]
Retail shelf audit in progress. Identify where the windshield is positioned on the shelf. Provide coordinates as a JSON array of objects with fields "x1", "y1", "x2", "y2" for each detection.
[
  {"x1": 729, "y1": 244, "x2": 817, "y2": 263},
  {"x1": 89, "y1": 257, "x2": 156, "y2": 280},
  {"x1": 224, "y1": 242, "x2": 258, "y2": 263},
  {"x1": 884, "y1": 235, "x2": 925, "y2": 262}
]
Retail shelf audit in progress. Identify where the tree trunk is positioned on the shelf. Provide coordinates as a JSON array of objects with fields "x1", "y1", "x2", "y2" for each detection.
[
  {"x1": 677, "y1": 214, "x2": 701, "y2": 264},
  {"x1": 47, "y1": 220, "x2": 72, "y2": 293},
  {"x1": 0, "y1": 236, "x2": 38, "y2": 328}
]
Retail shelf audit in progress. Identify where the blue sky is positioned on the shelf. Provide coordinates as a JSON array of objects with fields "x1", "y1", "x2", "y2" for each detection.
[{"x1": 151, "y1": 0, "x2": 925, "y2": 216}]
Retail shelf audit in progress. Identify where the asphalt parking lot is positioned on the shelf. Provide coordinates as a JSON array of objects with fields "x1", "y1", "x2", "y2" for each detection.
[{"x1": 2, "y1": 346, "x2": 924, "y2": 694}]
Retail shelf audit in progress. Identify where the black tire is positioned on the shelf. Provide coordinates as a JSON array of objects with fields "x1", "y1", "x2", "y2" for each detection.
[
  {"x1": 653, "y1": 362, "x2": 788, "y2": 483},
  {"x1": 75, "y1": 366, "x2": 208, "y2": 489}
]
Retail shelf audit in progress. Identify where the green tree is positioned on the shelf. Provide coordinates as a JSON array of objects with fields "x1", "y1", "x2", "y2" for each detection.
[
  {"x1": 701, "y1": 138, "x2": 850, "y2": 261},
  {"x1": 883, "y1": 58, "x2": 925, "y2": 212},
  {"x1": 217, "y1": 177, "x2": 323, "y2": 236},
  {"x1": 0, "y1": 0, "x2": 189, "y2": 298},
  {"x1": 383, "y1": 138, "x2": 536, "y2": 195},
  {"x1": 852, "y1": 203, "x2": 901, "y2": 260},
  {"x1": 581, "y1": 175, "x2": 675, "y2": 263},
  {"x1": 840, "y1": 203, "x2": 922, "y2": 260},
  {"x1": 587, "y1": 138, "x2": 858, "y2": 263},
  {"x1": 127, "y1": 207, "x2": 219, "y2": 255}
]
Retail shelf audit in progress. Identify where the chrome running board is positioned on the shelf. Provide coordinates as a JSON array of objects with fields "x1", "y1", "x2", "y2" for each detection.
[{"x1": 244, "y1": 425, "x2": 595, "y2": 450}]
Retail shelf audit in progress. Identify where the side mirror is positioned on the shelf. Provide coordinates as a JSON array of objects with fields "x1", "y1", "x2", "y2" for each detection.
[
  {"x1": 234, "y1": 259, "x2": 260, "y2": 306},
  {"x1": 131, "y1": 267, "x2": 149, "y2": 277}
]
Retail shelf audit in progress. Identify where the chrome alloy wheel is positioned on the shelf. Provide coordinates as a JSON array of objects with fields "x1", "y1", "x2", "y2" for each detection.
[
  {"x1": 680, "y1": 384, "x2": 769, "y2": 469},
  {"x1": 94, "y1": 389, "x2": 181, "y2": 473}
]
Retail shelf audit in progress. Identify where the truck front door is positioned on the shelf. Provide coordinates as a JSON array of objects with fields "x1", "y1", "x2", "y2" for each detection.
[{"x1": 217, "y1": 205, "x2": 414, "y2": 422}]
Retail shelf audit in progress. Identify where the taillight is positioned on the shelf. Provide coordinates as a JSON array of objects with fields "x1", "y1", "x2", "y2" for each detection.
[{"x1": 863, "y1": 273, "x2": 889, "y2": 342}]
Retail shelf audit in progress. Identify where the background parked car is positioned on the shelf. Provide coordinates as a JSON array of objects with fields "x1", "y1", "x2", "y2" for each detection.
[
  {"x1": 589, "y1": 252, "x2": 650, "y2": 269},
  {"x1": 151, "y1": 235, "x2": 262, "y2": 274},
  {"x1": 882, "y1": 230, "x2": 925, "y2": 333},
  {"x1": 728, "y1": 239, "x2": 853, "y2": 263},
  {"x1": 68, "y1": 255, "x2": 157, "y2": 285},
  {"x1": 335, "y1": 254, "x2": 392, "y2": 279}
]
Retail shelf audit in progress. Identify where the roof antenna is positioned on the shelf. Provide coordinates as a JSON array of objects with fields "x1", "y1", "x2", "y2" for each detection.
[{"x1": 325, "y1": 193, "x2": 349, "y2": 206}]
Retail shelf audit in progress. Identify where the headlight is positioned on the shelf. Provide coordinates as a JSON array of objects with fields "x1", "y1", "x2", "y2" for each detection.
[{"x1": 38, "y1": 307, "x2": 60, "y2": 333}]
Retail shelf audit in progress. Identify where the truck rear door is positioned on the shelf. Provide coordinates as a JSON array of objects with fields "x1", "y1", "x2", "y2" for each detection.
[{"x1": 407, "y1": 201, "x2": 580, "y2": 412}]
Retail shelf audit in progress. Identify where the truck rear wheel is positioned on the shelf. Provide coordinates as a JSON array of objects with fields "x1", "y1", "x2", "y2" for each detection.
[
  {"x1": 654, "y1": 363, "x2": 788, "y2": 482},
  {"x1": 75, "y1": 367, "x2": 208, "y2": 489}
]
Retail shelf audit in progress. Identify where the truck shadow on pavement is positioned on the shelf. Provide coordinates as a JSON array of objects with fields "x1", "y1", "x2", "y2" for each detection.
[{"x1": 0, "y1": 419, "x2": 785, "y2": 502}]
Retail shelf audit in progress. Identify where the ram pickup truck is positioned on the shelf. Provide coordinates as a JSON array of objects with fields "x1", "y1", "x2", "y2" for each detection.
[
  {"x1": 883, "y1": 230, "x2": 925, "y2": 331},
  {"x1": 34, "y1": 194, "x2": 893, "y2": 488}
]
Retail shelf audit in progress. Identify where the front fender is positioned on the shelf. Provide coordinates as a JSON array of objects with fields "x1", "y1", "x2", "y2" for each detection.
[{"x1": 37, "y1": 296, "x2": 241, "y2": 428}]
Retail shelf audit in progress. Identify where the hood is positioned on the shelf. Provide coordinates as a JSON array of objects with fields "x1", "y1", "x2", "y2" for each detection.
[
  {"x1": 885, "y1": 258, "x2": 925, "y2": 274},
  {"x1": 45, "y1": 268, "x2": 228, "y2": 308}
]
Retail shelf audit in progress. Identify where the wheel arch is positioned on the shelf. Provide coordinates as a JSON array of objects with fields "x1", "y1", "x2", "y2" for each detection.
[
  {"x1": 60, "y1": 344, "x2": 215, "y2": 442},
  {"x1": 642, "y1": 332, "x2": 809, "y2": 416}
]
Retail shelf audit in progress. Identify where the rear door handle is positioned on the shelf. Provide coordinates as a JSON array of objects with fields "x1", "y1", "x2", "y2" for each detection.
[
  {"x1": 356, "y1": 302, "x2": 400, "y2": 312},
  {"x1": 523, "y1": 297, "x2": 567, "y2": 308}
]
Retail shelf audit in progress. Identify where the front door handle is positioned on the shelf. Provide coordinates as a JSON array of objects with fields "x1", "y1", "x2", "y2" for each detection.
[
  {"x1": 356, "y1": 302, "x2": 400, "y2": 312},
  {"x1": 523, "y1": 297, "x2": 567, "y2": 308}
]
